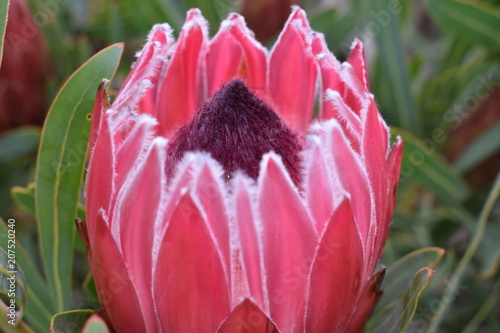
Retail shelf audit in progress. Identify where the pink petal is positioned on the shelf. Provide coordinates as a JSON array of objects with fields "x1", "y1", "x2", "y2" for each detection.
[
  {"x1": 85, "y1": 113, "x2": 115, "y2": 246},
  {"x1": 139, "y1": 25, "x2": 176, "y2": 116},
  {"x1": 193, "y1": 160, "x2": 231, "y2": 279},
  {"x1": 326, "y1": 121, "x2": 371, "y2": 247},
  {"x1": 304, "y1": 140, "x2": 334, "y2": 235},
  {"x1": 112, "y1": 138, "x2": 166, "y2": 323},
  {"x1": 338, "y1": 63, "x2": 367, "y2": 112},
  {"x1": 258, "y1": 154, "x2": 317, "y2": 332},
  {"x1": 92, "y1": 212, "x2": 149, "y2": 332},
  {"x1": 312, "y1": 36, "x2": 364, "y2": 117},
  {"x1": 217, "y1": 299, "x2": 279, "y2": 333},
  {"x1": 268, "y1": 7, "x2": 317, "y2": 133},
  {"x1": 305, "y1": 198, "x2": 364, "y2": 332},
  {"x1": 230, "y1": 247, "x2": 250, "y2": 308},
  {"x1": 207, "y1": 14, "x2": 267, "y2": 99},
  {"x1": 154, "y1": 153, "x2": 199, "y2": 254},
  {"x1": 114, "y1": 115, "x2": 157, "y2": 191},
  {"x1": 108, "y1": 111, "x2": 136, "y2": 150},
  {"x1": 89, "y1": 81, "x2": 109, "y2": 154},
  {"x1": 156, "y1": 9, "x2": 208, "y2": 137},
  {"x1": 153, "y1": 192, "x2": 230, "y2": 331},
  {"x1": 346, "y1": 269, "x2": 385, "y2": 333},
  {"x1": 346, "y1": 39, "x2": 370, "y2": 91},
  {"x1": 234, "y1": 175, "x2": 266, "y2": 310},
  {"x1": 324, "y1": 89, "x2": 362, "y2": 141},
  {"x1": 113, "y1": 24, "x2": 173, "y2": 113},
  {"x1": 361, "y1": 98, "x2": 390, "y2": 263},
  {"x1": 373, "y1": 136, "x2": 403, "y2": 264}
]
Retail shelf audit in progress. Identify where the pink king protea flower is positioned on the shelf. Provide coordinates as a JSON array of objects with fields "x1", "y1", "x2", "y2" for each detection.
[{"x1": 84, "y1": 6, "x2": 403, "y2": 333}]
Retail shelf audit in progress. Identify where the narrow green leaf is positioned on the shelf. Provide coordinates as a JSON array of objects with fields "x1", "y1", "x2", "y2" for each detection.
[
  {"x1": 50, "y1": 310, "x2": 95, "y2": 333},
  {"x1": 35, "y1": 44, "x2": 123, "y2": 312},
  {"x1": 477, "y1": 222, "x2": 500, "y2": 279},
  {"x1": 0, "y1": 0, "x2": 8, "y2": 67},
  {"x1": 462, "y1": 278, "x2": 500, "y2": 333},
  {"x1": 426, "y1": 172, "x2": 500, "y2": 332},
  {"x1": 427, "y1": 0, "x2": 500, "y2": 49},
  {"x1": 0, "y1": 218, "x2": 53, "y2": 331},
  {"x1": 82, "y1": 315, "x2": 110, "y2": 333},
  {"x1": 0, "y1": 316, "x2": 33, "y2": 333},
  {"x1": 393, "y1": 128, "x2": 470, "y2": 203},
  {"x1": 454, "y1": 121, "x2": 500, "y2": 173},
  {"x1": 373, "y1": 267, "x2": 435, "y2": 333},
  {"x1": 371, "y1": 0, "x2": 420, "y2": 135},
  {"x1": 377, "y1": 247, "x2": 445, "y2": 310}
]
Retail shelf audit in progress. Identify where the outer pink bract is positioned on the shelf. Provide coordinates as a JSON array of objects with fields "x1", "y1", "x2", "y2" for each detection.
[{"x1": 85, "y1": 7, "x2": 403, "y2": 332}]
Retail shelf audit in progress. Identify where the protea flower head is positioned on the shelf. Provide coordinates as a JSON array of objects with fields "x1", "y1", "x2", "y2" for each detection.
[
  {"x1": 0, "y1": 0, "x2": 47, "y2": 132},
  {"x1": 85, "y1": 6, "x2": 403, "y2": 332}
]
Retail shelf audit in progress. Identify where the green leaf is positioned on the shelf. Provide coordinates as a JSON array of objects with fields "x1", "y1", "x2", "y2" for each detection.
[
  {"x1": 477, "y1": 222, "x2": 500, "y2": 279},
  {"x1": 35, "y1": 43, "x2": 123, "y2": 312},
  {"x1": 454, "y1": 121, "x2": 500, "y2": 173},
  {"x1": 0, "y1": 218, "x2": 53, "y2": 332},
  {"x1": 426, "y1": 0, "x2": 500, "y2": 49},
  {"x1": 12, "y1": 184, "x2": 86, "y2": 221},
  {"x1": 11, "y1": 184, "x2": 36, "y2": 216},
  {"x1": 373, "y1": 267, "x2": 435, "y2": 333},
  {"x1": 393, "y1": 128, "x2": 470, "y2": 203},
  {"x1": 50, "y1": 310, "x2": 95, "y2": 333},
  {"x1": 0, "y1": 0, "x2": 8, "y2": 67},
  {"x1": 371, "y1": 0, "x2": 420, "y2": 135},
  {"x1": 377, "y1": 247, "x2": 445, "y2": 310},
  {"x1": 82, "y1": 315, "x2": 110, "y2": 333},
  {"x1": 426, "y1": 173, "x2": 500, "y2": 332},
  {"x1": 12, "y1": 184, "x2": 87, "y2": 255},
  {"x1": 0, "y1": 317, "x2": 33, "y2": 333},
  {"x1": 0, "y1": 127, "x2": 40, "y2": 164}
]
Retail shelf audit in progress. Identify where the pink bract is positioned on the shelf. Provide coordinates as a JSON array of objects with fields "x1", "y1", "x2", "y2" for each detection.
[{"x1": 85, "y1": 6, "x2": 403, "y2": 332}]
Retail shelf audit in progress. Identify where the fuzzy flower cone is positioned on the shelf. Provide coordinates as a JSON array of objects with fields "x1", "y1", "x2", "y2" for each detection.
[{"x1": 84, "y1": 6, "x2": 403, "y2": 333}]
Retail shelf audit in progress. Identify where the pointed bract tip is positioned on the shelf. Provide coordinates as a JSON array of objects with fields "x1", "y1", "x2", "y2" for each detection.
[
  {"x1": 350, "y1": 38, "x2": 364, "y2": 51},
  {"x1": 147, "y1": 23, "x2": 174, "y2": 45},
  {"x1": 183, "y1": 8, "x2": 208, "y2": 30}
]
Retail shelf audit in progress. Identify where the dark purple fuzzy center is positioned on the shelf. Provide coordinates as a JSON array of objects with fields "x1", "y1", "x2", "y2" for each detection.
[{"x1": 166, "y1": 79, "x2": 302, "y2": 185}]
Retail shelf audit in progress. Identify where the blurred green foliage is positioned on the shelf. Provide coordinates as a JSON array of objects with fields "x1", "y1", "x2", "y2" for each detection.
[{"x1": 0, "y1": 0, "x2": 499, "y2": 331}]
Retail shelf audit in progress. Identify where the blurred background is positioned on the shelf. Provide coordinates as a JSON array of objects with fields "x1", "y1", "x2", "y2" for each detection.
[{"x1": 0, "y1": 0, "x2": 499, "y2": 332}]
